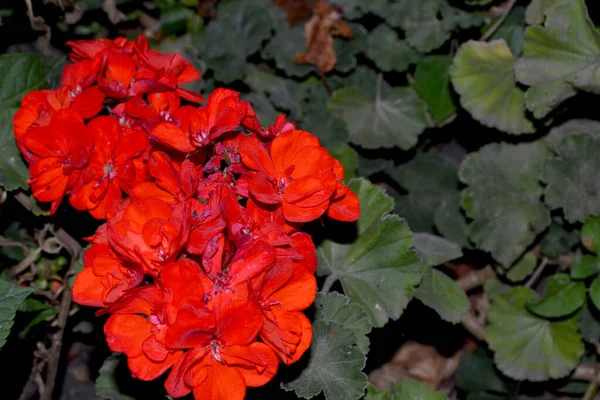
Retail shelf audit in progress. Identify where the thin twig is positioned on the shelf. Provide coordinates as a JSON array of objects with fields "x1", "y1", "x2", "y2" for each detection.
[
  {"x1": 0, "y1": 236, "x2": 29, "y2": 252},
  {"x1": 18, "y1": 358, "x2": 45, "y2": 400},
  {"x1": 40, "y1": 228, "x2": 81, "y2": 400},
  {"x1": 573, "y1": 364, "x2": 600, "y2": 383},
  {"x1": 456, "y1": 265, "x2": 496, "y2": 292},
  {"x1": 321, "y1": 274, "x2": 337, "y2": 294},
  {"x1": 584, "y1": 381, "x2": 599, "y2": 400},
  {"x1": 480, "y1": 0, "x2": 518, "y2": 41},
  {"x1": 525, "y1": 257, "x2": 549, "y2": 288},
  {"x1": 460, "y1": 312, "x2": 485, "y2": 341}
]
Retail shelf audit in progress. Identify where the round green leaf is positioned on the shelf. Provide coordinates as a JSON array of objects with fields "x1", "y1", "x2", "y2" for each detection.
[
  {"x1": 262, "y1": 24, "x2": 314, "y2": 78},
  {"x1": 456, "y1": 349, "x2": 510, "y2": 394},
  {"x1": 365, "y1": 23, "x2": 421, "y2": 73},
  {"x1": 526, "y1": 273, "x2": 587, "y2": 318},
  {"x1": 571, "y1": 254, "x2": 600, "y2": 280},
  {"x1": 582, "y1": 216, "x2": 600, "y2": 253},
  {"x1": 542, "y1": 133, "x2": 600, "y2": 223},
  {"x1": 516, "y1": 0, "x2": 600, "y2": 93},
  {"x1": 328, "y1": 75, "x2": 430, "y2": 150},
  {"x1": 451, "y1": 39, "x2": 534, "y2": 135},
  {"x1": 589, "y1": 276, "x2": 600, "y2": 311},
  {"x1": 459, "y1": 142, "x2": 551, "y2": 267},
  {"x1": 486, "y1": 287, "x2": 584, "y2": 381}
]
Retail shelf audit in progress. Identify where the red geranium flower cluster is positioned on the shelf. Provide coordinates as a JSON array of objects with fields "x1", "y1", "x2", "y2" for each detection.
[{"x1": 13, "y1": 36, "x2": 359, "y2": 400}]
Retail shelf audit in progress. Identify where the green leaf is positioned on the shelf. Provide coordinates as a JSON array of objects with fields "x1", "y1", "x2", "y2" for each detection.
[
  {"x1": 327, "y1": 144, "x2": 358, "y2": 183},
  {"x1": 262, "y1": 24, "x2": 313, "y2": 78},
  {"x1": 245, "y1": 67, "x2": 305, "y2": 119},
  {"x1": 281, "y1": 321, "x2": 367, "y2": 400},
  {"x1": 339, "y1": 0, "x2": 388, "y2": 20},
  {"x1": 393, "y1": 152, "x2": 460, "y2": 233},
  {"x1": 19, "y1": 307, "x2": 58, "y2": 339},
  {"x1": 485, "y1": 286, "x2": 584, "y2": 381},
  {"x1": 0, "y1": 279, "x2": 34, "y2": 349},
  {"x1": 525, "y1": 0, "x2": 561, "y2": 24},
  {"x1": 579, "y1": 300, "x2": 600, "y2": 343},
  {"x1": 540, "y1": 221, "x2": 579, "y2": 259},
  {"x1": 96, "y1": 354, "x2": 137, "y2": 400},
  {"x1": 317, "y1": 178, "x2": 423, "y2": 327},
  {"x1": 524, "y1": 80, "x2": 577, "y2": 119},
  {"x1": 0, "y1": 108, "x2": 29, "y2": 191},
  {"x1": 487, "y1": 6, "x2": 526, "y2": 57},
  {"x1": 545, "y1": 118, "x2": 600, "y2": 147},
  {"x1": 314, "y1": 292, "x2": 371, "y2": 353},
  {"x1": 451, "y1": 40, "x2": 534, "y2": 134},
  {"x1": 328, "y1": 75, "x2": 430, "y2": 150},
  {"x1": 434, "y1": 192, "x2": 471, "y2": 248},
  {"x1": 582, "y1": 216, "x2": 600, "y2": 253},
  {"x1": 190, "y1": 0, "x2": 281, "y2": 83},
  {"x1": 385, "y1": 0, "x2": 450, "y2": 52},
  {"x1": 415, "y1": 266, "x2": 470, "y2": 323},
  {"x1": 456, "y1": 349, "x2": 510, "y2": 394},
  {"x1": 484, "y1": 278, "x2": 512, "y2": 298},
  {"x1": 365, "y1": 379, "x2": 447, "y2": 400},
  {"x1": 542, "y1": 133, "x2": 600, "y2": 223},
  {"x1": 590, "y1": 276, "x2": 600, "y2": 311},
  {"x1": 571, "y1": 254, "x2": 600, "y2": 280},
  {"x1": 459, "y1": 142, "x2": 551, "y2": 266},
  {"x1": 505, "y1": 251, "x2": 537, "y2": 283},
  {"x1": 415, "y1": 55, "x2": 457, "y2": 124},
  {"x1": 334, "y1": 23, "x2": 368, "y2": 74},
  {"x1": 0, "y1": 53, "x2": 49, "y2": 107},
  {"x1": 413, "y1": 233, "x2": 463, "y2": 267},
  {"x1": 527, "y1": 273, "x2": 586, "y2": 318},
  {"x1": 365, "y1": 24, "x2": 420, "y2": 73},
  {"x1": 516, "y1": 0, "x2": 600, "y2": 94}
]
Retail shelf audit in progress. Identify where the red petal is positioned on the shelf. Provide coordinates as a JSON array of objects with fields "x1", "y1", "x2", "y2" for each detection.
[
  {"x1": 150, "y1": 122, "x2": 196, "y2": 153},
  {"x1": 327, "y1": 187, "x2": 360, "y2": 222},
  {"x1": 104, "y1": 314, "x2": 151, "y2": 358}
]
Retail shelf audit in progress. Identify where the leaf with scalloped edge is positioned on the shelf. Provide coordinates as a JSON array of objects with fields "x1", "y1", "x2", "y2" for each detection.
[
  {"x1": 281, "y1": 320, "x2": 367, "y2": 400},
  {"x1": 486, "y1": 286, "x2": 584, "y2": 381},
  {"x1": 542, "y1": 133, "x2": 600, "y2": 223},
  {"x1": 517, "y1": 0, "x2": 600, "y2": 93},
  {"x1": 328, "y1": 75, "x2": 430, "y2": 150},
  {"x1": 317, "y1": 178, "x2": 423, "y2": 327},
  {"x1": 459, "y1": 142, "x2": 551, "y2": 266},
  {"x1": 527, "y1": 273, "x2": 587, "y2": 318},
  {"x1": 451, "y1": 40, "x2": 534, "y2": 134},
  {"x1": 366, "y1": 24, "x2": 421, "y2": 73}
]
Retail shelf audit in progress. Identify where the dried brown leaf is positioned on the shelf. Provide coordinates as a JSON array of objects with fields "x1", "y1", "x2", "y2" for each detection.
[
  {"x1": 294, "y1": 1, "x2": 353, "y2": 74},
  {"x1": 368, "y1": 340, "x2": 476, "y2": 390}
]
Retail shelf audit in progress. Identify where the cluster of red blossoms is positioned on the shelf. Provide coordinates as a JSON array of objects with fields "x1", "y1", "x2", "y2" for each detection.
[{"x1": 13, "y1": 36, "x2": 359, "y2": 399}]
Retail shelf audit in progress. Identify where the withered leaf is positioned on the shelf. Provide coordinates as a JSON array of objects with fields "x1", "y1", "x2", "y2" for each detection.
[{"x1": 294, "y1": 1, "x2": 354, "y2": 74}]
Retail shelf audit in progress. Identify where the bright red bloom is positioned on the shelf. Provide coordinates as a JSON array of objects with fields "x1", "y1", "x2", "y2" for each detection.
[
  {"x1": 72, "y1": 242, "x2": 143, "y2": 307},
  {"x1": 133, "y1": 43, "x2": 204, "y2": 103},
  {"x1": 165, "y1": 299, "x2": 278, "y2": 400},
  {"x1": 112, "y1": 92, "x2": 181, "y2": 131},
  {"x1": 107, "y1": 197, "x2": 190, "y2": 274},
  {"x1": 69, "y1": 117, "x2": 149, "y2": 219},
  {"x1": 23, "y1": 109, "x2": 93, "y2": 213},
  {"x1": 240, "y1": 129, "x2": 338, "y2": 222},
  {"x1": 151, "y1": 88, "x2": 245, "y2": 152},
  {"x1": 252, "y1": 260, "x2": 315, "y2": 364}
]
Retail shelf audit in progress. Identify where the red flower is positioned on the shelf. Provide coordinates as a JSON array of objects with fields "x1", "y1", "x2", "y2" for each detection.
[
  {"x1": 252, "y1": 260, "x2": 315, "y2": 364},
  {"x1": 23, "y1": 109, "x2": 93, "y2": 213},
  {"x1": 69, "y1": 117, "x2": 149, "y2": 219},
  {"x1": 240, "y1": 129, "x2": 338, "y2": 222},
  {"x1": 151, "y1": 88, "x2": 245, "y2": 152},
  {"x1": 107, "y1": 197, "x2": 190, "y2": 274},
  {"x1": 133, "y1": 44, "x2": 204, "y2": 103},
  {"x1": 165, "y1": 299, "x2": 278, "y2": 400},
  {"x1": 112, "y1": 92, "x2": 181, "y2": 131},
  {"x1": 72, "y1": 242, "x2": 143, "y2": 307}
]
